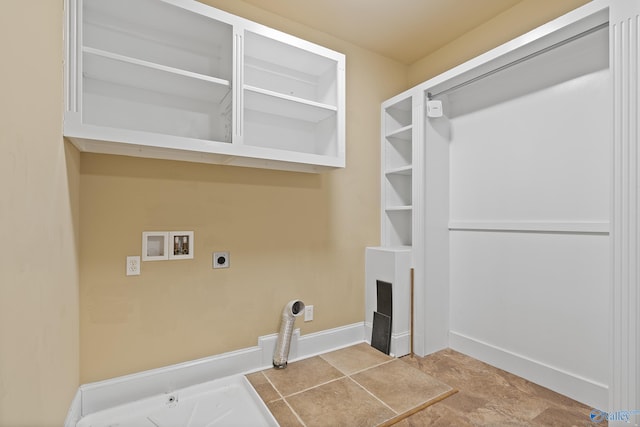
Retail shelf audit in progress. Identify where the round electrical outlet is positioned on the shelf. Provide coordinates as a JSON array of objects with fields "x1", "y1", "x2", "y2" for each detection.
[{"x1": 213, "y1": 251, "x2": 230, "y2": 269}]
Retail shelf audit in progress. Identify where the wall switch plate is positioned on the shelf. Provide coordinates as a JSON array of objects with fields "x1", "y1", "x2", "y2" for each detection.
[
  {"x1": 126, "y1": 256, "x2": 141, "y2": 276},
  {"x1": 213, "y1": 252, "x2": 229, "y2": 269},
  {"x1": 304, "y1": 305, "x2": 314, "y2": 322}
]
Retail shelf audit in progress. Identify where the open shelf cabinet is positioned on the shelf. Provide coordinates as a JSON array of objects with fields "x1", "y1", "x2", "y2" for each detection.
[{"x1": 64, "y1": 0, "x2": 345, "y2": 173}]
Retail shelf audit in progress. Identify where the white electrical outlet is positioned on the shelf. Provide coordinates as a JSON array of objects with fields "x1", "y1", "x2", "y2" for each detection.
[
  {"x1": 304, "y1": 305, "x2": 314, "y2": 322},
  {"x1": 126, "y1": 256, "x2": 140, "y2": 276}
]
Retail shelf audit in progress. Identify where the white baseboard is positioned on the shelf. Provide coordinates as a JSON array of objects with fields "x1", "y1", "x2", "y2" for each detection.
[
  {"x1": 449, "y1": 331, "x2": 608, "y2": 409},
  {"x1": 364, "y1": 321, "x2": 410, "y2": 357},
  {"x1": 65, "y1": 322, "x2": 366, "y2": 424},
  {"x1": 63, "y1": 389, "x2": 82, "y2": 427},
  {"x1": 390, "y1": 331, "x2": 411, "y2": 358}
]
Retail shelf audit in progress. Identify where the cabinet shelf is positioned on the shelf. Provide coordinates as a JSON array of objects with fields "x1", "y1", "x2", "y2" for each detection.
[
  {"x1": 385, "y1": 205, "x2": 413, "y2": 212},
  {"x1": 83, "y1": 47, "x2": 231, "y2": 104},
  {"x1": 244, "y1": 85, "x2": 337, "y2": 122},
  {"x1": 83, "y1": 0, "x2": 233, "y2": 80},
  {"x1": 384, "y1": 98, "x2": 412, "y2": 135},
  {"x1": 244, "y1": 30, "x2": 338, "y2": 107},
  {"x1": 81, "y1": 47, "x2": 232, "y2": 142},
  {"x1": 385, "y1": 125, "x2": 412, "y2": 140},
  {"x1": 385, "y1": 165, "x2": 412, "y2": 176},
  {"x1": 384, "y1": 209, "x2": 412, "y2": 246}
]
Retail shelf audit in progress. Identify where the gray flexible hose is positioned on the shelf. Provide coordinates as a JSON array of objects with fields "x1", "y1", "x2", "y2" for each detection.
[{"x1": 273, "y1": 300, "x2": 305, "y2": 368}]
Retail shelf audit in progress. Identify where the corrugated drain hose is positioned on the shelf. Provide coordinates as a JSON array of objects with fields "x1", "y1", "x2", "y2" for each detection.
[{"x1": 273, "y1": 300, "x2": 305, "y2": 369}]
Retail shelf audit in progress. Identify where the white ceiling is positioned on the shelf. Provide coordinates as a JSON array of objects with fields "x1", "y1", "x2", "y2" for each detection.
[{"x1": 238, "y1": 0, "x2": 524, "y2": 64}]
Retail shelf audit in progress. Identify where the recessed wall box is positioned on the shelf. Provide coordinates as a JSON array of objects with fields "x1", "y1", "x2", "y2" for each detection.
[
  {"x1": 169, "y1": 231, "x2": 194, "y2": 260},
  {"x1": 142, "y1": 232, "x2": 169, "y2": 261}
]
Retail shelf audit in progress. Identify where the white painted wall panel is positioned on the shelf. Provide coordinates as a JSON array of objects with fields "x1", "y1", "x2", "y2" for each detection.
[
  {"x1": 449, "y1": 68, "x2": 610, "y2": 223},
  {"x1": 450, "y1": 231, "x2": 609, "y2": 386},
  {"x1": 444, "y1": 23, "x2": 611, "y2": 407},
  {"x1": 449, "y1": 27, "x2": 610, "y2": 224}
]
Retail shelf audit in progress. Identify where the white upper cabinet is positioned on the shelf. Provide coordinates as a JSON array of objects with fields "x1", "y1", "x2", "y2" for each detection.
[
  {"x1": 242, "y1": 29, "x2": 341, "y2": 159},
  {"x1": 64, "y1": 0, "x2": 345, "y2": 173}
]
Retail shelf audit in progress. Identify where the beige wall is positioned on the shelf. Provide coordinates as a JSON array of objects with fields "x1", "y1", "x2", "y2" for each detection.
[
  {"x1": 408, "y1": 0, "x2": 591, "y2": 86},
  {"x1": 0, "y1": 1, "x2": 80, "y2": 426},
  {"x1": 79, "y1": 1, "x2": 407, "y2": 382}
]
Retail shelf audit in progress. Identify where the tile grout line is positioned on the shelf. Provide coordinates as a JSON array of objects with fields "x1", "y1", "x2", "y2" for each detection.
[
  {"x1": 259, "y1": 371, "x2": 308, "y2": 427},
  {"x1": 282, "y1": 397, "x2": 307, "y2": 427},
  {"x1": 346, "y1": 357, "x2": 396, "y2": 376},
  {"x1": 319, "y1": 350, "x2": 396, "y2": 376},
  {"x1": 346, "y1": 375, "x2": 399, "y2": 418},
  {"x1": 257, "y1": 371, "x2": 284, "y2": 402},
  {"x1": 280, "y1": 374, "x2": 347, "y2": 399}
]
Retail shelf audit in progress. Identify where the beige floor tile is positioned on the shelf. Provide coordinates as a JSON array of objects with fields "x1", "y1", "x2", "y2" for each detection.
[
  {"x1": 246, "y1": 371, "x2": 280, "y2": 403},
  {"x1": 285, "y1": 377, "x2": 396, "y2": 427},
  {"x1": 531, "y1": 406, "x2": 598, "y2": 427},
  {"x1": 266, "y1": 399, "x2": 304, "y2": 427},
  {"x1": 438, "y1": 391, "x2": 489, "y2": 414},
  {"x1": 398, "y1": 403, "x2": 476, "y2": 427},
  {"x1": 262, "y1": 356, "x2": 344, "y2": 397},
  {"x1": 403, "y1": 349, "x2": 603, "y2": 426},
  {"x1": 320, "y1": 342, "x2": 392, "y2": 375},
  {"x1": 351, "y1": 359, "x2": 453, "y2": 414}
]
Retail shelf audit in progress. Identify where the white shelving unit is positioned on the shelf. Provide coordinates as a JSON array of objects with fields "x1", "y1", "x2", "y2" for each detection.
[
  {"x1": 64, "y1": 0, "x2": 345, "y2": 173},
  {"x1": 381, "y1": 96, "x2": 414, "y2": 247},
  {"x1": 364, "y1": 91, "x2": 419, "y2": 358}
]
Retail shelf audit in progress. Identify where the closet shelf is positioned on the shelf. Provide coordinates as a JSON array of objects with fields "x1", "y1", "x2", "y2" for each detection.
[{"x1": 83, "y1": 47, "x2": 231, "y2": 103}]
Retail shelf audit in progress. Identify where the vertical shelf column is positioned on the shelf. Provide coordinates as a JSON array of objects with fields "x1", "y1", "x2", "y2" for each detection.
[
  {"x1": 368, "y1": 91, "x2": 417, "y2": 357},
  {"x1": 382, "y1": 95, "x2": 413, "y2": 247}
]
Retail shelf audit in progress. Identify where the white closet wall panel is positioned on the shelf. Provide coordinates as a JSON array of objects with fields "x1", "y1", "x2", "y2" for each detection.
[
  {"x1": 445, "y1": 23, "x2": 611, "y2": 408},
  {"x1": 449, "y1": 71, "x2": 610, "y2": 223},
  {"x1": 449, "y1": 27, "x2": 610, "y2": 225},
  {"x1": 450, "y1": 231, "x2": 609, "y2": 395}
]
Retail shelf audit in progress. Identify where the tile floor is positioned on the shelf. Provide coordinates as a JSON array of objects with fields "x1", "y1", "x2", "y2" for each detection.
[
  {"x1": 399, "y1": 348, "x2": 603, "y2": 426},
  {"x1": 248, "y1": 343, "x2": 603, "y2": 427},
  {"x1": 246, "y1": 343, "x2": 455, "y2": 426}
]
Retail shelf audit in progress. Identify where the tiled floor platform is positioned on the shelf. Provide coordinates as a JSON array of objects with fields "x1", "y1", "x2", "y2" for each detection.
[
  {"x1": 247, "y1": 343, "x2": 455, "y2": 426},
  {"x1": 248, "y1": 343, "x2": 602, "y2": 427}
]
